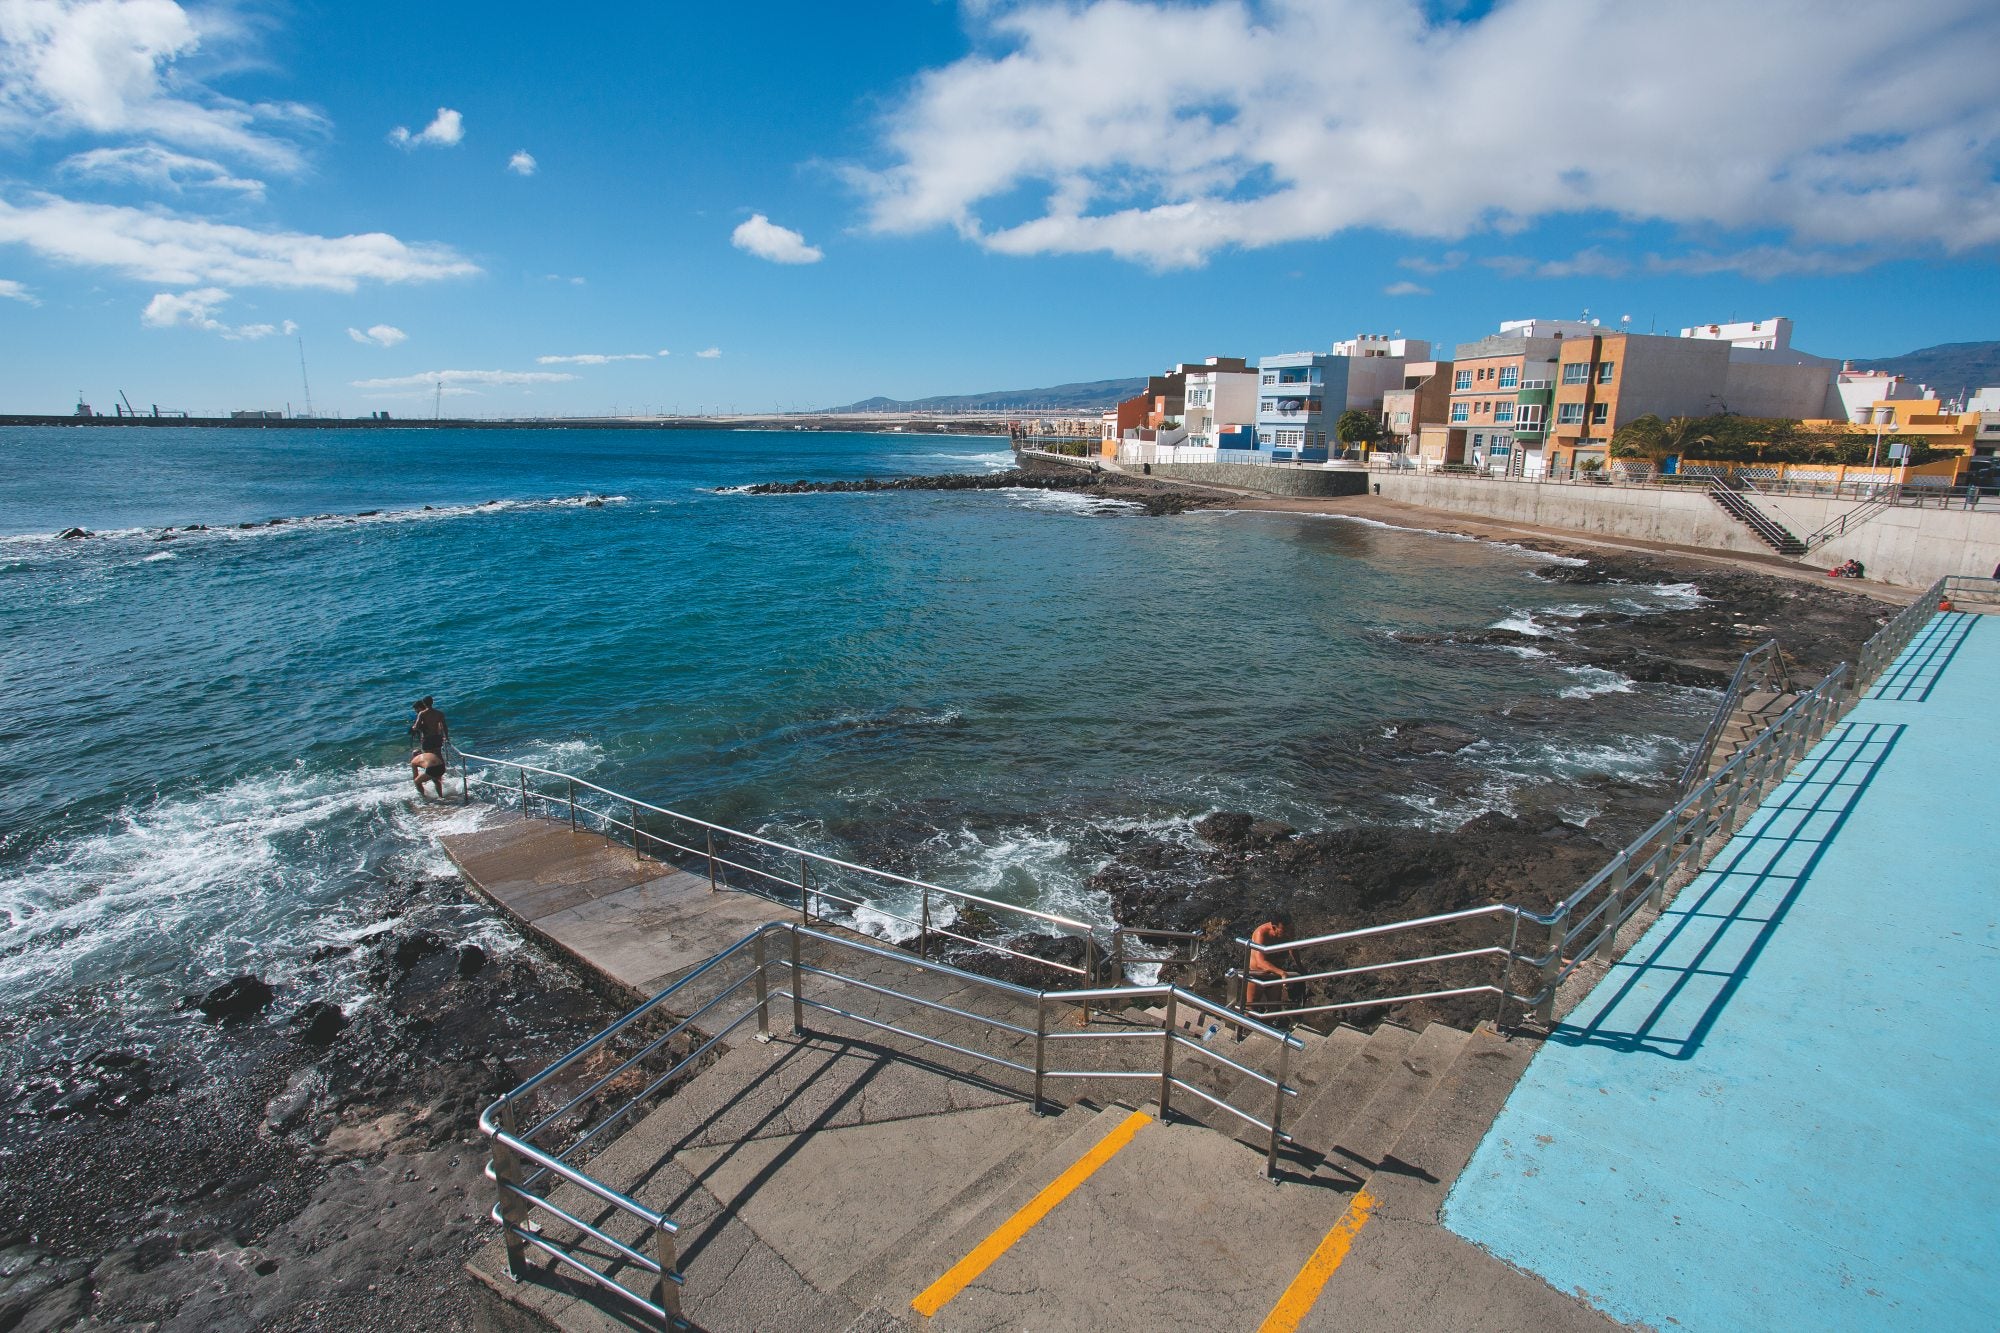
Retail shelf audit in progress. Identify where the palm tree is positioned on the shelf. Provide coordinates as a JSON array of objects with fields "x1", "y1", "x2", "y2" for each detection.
[{"x1": 1611, "y1": 414, "x2": 1714, "y2": 463}]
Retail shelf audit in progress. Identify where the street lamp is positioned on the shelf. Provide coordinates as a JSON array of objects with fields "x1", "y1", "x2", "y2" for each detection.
[{"x1": 1870, "y1": 408, "x2": 1890, "y2": 472}]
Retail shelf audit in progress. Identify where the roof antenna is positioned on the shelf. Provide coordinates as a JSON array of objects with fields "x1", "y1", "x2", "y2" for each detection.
[{"x1": 296, "y1": 334, "x2": 314, "y2": 418}]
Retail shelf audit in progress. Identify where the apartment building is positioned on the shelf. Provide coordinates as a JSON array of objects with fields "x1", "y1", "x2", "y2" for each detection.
[
  {"x1": 1098, "y1": 370, "x2": 1187, "y2": 456},
  {"x1": 1257, "y1": 335, "x2": 1428, "y2": 461},
  {"x1": 1177, "y1": 356, "x2": 1258, "y2": 450},
  {"x1": 1443, "y1": 325, "x2": 1577, "y2": 477},
  {"x1": 1381, "y1": 360, "x2": 1453, "y2": 455}
]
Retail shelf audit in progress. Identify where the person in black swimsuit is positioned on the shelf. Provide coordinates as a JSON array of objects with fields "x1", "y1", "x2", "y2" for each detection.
[{"x1": 409, "y1": 696, "x2": 449, "y2": 797}]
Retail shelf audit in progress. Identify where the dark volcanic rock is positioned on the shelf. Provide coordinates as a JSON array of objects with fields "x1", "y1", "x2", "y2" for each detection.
[
  {"x1": 725, "y1": 467, "x2": 1220, "y2": 516},
  {"x1": 25, "y1": 1051, "x2": 161, "y2": 1120},
  {"x1": 55, "y1": 527, "x2": 92, "y2": 540},
  {"x1": 388, "y1": 930, "x2": 446, "y2": 971},
  {"x1": 198, "y1": 975, "x2": 275, "y2": 1023},
  {"x1": 290, "y1": 1001, "x2": 347, "y2": 1046},
  {"x1": 454, "y1": 943, "x2": 488, "y2": 978}
]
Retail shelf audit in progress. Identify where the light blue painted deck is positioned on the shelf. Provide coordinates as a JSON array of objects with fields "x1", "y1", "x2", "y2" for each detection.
[{"x1": 1443, "y1": 611, "x2": 1999, "y2": 1331}]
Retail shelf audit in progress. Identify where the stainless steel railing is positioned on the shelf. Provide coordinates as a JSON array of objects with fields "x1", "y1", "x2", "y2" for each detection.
[
  {"x1": 447, "y1": 743, "x2": 1119, "y2": 986},
  {"x1": 1228, "y1": 578, "x2": 1982, "y2": 1032},
  {"x1": 1672, "y1": 638, "x2": 1790, "y2": 798},
  {"x1": 481, "y1": 919, "x2": 1302, "y2": 1328}
]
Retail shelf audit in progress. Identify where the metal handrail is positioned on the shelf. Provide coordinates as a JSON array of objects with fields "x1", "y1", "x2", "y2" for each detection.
[
  {"x1": 1231, "y1": 582, "x2": 1984, "y2": 1031},
  {"x1": 481, "y1": 919, "x2": 1308, "y2": 1328},
  {"x1": 1803, "y1": 484, "x2": 1902, "y2": 552},
  {"x1": 1672, "y1": 639, "x2": 1786, "y2": 797},
  {"x1": 448, "y1": 742, "x2": 1103, "y2": 982}
]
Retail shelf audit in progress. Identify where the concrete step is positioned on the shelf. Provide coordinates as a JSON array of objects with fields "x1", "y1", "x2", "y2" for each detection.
[
  {"x1": 1281, "y1": 1021, "x2": 1419, "y2": 1160},
  {"x1": 857, "y1": 1103, "x2": 1144, "y2": 1317},
  {"x1": 1292, "y1": 1023, "x2": 1470, "y2": 1189}
]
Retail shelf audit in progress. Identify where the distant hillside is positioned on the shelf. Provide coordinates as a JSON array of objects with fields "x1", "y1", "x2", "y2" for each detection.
[
  {"x1": 1850, "y1": 341, "x2": 2000, "y2": 395},
  {"x1": 823, "y1": 377, "x2": 1147, "y2": 414}
]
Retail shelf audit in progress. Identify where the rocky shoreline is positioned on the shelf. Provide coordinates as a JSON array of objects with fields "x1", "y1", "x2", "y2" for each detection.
[
  {"x1": 1, "y1": 475, "x2": 1899, "y2": 1330},
  {"x1": 728, "y1": 466, "x2": 1225, "y2": 515}
]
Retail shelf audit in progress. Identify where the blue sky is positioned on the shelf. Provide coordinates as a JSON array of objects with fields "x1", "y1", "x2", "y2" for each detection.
[{"x1": 0, "y1": 0, "x2": 1996, "y2": 417}]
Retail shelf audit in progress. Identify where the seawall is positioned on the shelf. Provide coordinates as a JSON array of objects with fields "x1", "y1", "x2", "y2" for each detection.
[
  {"x1": 1371, "y1": 474, "x2": 2000, "y2": 590},
  {"x1": 1018, "y1": 449, "x2": 1365, "y2": 498}
]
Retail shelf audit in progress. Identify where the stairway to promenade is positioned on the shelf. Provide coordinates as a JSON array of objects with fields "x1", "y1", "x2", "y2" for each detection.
[{"x1": 1444, "y1": 608, "x2": 2000, "y2": 1330}]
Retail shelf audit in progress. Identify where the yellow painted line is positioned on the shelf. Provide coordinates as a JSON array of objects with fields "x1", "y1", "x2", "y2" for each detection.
[
  {"x1": 911, "y1": 1109, "x2": 1152, "y2": 1318},
  {"x1": 1256, "y1": 1187, "x2": 1380, "y2": 1333}
]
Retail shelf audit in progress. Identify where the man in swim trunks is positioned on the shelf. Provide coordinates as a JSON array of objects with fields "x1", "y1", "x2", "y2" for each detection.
[
  {"x1": 1247, "y1": 910, "x2": 1295, "y2": 1015},
  {"x1": 409, "y1": 696, "x2": 449, "y2": 797}
]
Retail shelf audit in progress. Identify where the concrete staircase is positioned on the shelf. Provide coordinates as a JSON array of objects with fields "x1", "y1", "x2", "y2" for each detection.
[
  {"x1": 1693, "y1": 687, "x2": 1799, "y2": 788},
  {"x1": 1707, "y1": 485, "x2": 1807, "y2": 555},
  {"x1": 467, "y1": 927, "x2": 1616, "y2": 1331}
]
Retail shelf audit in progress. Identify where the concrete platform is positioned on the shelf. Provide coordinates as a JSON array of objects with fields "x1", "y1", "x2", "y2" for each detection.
[
  {"x1": 434, "y1": 809, "x2": 794, "y2": 997},
  {"x1": 1444, "y1": 610, "x2": 2000, "y2": 1330}
]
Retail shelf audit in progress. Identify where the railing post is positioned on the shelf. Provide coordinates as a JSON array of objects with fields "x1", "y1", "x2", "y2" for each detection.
[
  {"x1": 461, "y1": 759, "x2": 468, "y2": 805},
  {"x1": 1081, "y1": 935, "x2": 1097, "y2": 1025},
  {"x1": 919, "y1": 889, "x2": 931, "y2": 959},
  {"x1": 798, "y1": 853, "x2": 811, "y2": 922},
  {"x1": 1596, "y1": 854, "x2": 1628, "y2": 964},
  {"x1": 567, "y1": 777, "x2": 577, "y2": 833},
  {"x1": 753, "y1": 931, "x2": 771, "y2": 1037},
  {"x1": 653, "y1": 1224, "x2": 682, "y2": 1328},
  {"x1": 1267, "y1": 1038, "x2": 1291, "y2": 1181},
  {"x1": 630, "y1": 801, "x2": 642, "y2": 862},
  {"x1": 492, "y1": 1098, "x2": 530, "y2": 1280},
  {"x1": 1033, "y1": 997, "x2": 1048, "y2": 1114},
  {"x1": 705, "y1": 829, "x2": 717, "y2": 893},
  {"x1": 1110, "y1": 927, "x2": 1125, "y2": 981},
  {"x1": 1158, "y1": 992, "x2": 1178, "y2": 1119},
  {"x1": 1535, "y1": 915, "x2": 1563, "y2": 1027},
  {"x1": 518, "y1": 767, "x2": 528, "y2": 812},
  {"x1": 1494, "y1": 911, "x2": 1520, "y2": 1029},
  {"x1": 788, "y1": 927, "x2": 804, "y2": 1035}
]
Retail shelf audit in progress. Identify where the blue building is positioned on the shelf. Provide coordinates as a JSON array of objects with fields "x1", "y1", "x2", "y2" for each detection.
[{"x1": 1256, "y1": 352, "x2": 1344, "y2": 462}]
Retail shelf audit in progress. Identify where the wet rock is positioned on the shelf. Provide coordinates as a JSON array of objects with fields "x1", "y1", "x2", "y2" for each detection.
[
  {"x1": 32, "y1": 1050, "x2": 159, "y2": 1120},
  {"x1": 355, "y1": 509, "x2": 380, "y2": 517},
  {"x1": 153, "y1": 531, "x2": 176, "y2": 542},
  {"x1": 453, "y1": 943, "x2": 487, "y2": 978},
  {"x1": 1194, "y1": 811, "x2": 1256, "y2": 849},
  {"x1": 583, "y1": 498, "x2": 604, "y2": 508},
  {"x1": 291, "y1": 1001, "x2": 347, "y2": 1046},
  {"x1": 55, "y1": 527, "x2": 91, "y2": 540},
  {"x1": 388, "y1": 931, "x2": 445, "y2": 971},
  {"x1": 198, "y1": 975, "x2": 275, "y2": 1023}
]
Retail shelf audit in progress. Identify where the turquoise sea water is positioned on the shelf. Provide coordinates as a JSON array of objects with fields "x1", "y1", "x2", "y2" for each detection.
[{"x1": 0, "y1": 426, "x2": 1707, "y2": 1068}]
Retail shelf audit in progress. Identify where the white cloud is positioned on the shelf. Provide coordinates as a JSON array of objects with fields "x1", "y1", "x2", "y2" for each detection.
[
  {"x1": 535, "y1": 352, "x2": 651, "y2": 365},
  {"x1": 857, "y1": 0, "x2": 2000, "y2": 269},
  {"x1": 507, "y1": 150, "x2": 536, "y2": 176},
  {"x1": 657, "y1": 348, "x2": 670, "y2": 356},
  {"x1": 1382, "y1": 280, "x2": 1429, "y2": 297},
  {"x1": 59, "y1": 144, "x2": 265, "y2": 198},
  {"x1": 0, "y1": 192, "x2": 480, "y2": 290},
  {"x1": 0, "y1": 277, "x2": 39, "y2": 304},
  {"x1": 1482, "y1": 247, "x2": 1631, "y2": 280},
  {"x1": 731, "y1": 213, "x2": 823, "y2": 264},
  {"x1": 1399, "y1": 251, "x2": 1467, "y2": 276},
  {"x1": 389, "y1": 107, "x2": 463, "y2": 149},
  {"x1": 347, "y1": 323, "x2": 407, "y2": 347},
  {"x1": 350, "y1": 368, "x2": 578, "y2": 390},
  {"x1": 0, "y1": 0, "x2": 316, "y2": 172},
  {"x1": 140, "y1": 285, "x2": 285, "y2": 338},
  {"x1": 696, "y1": 346, "x2": 720, "y2": 359},
  {"x1": 542, "y1": 272, "x2": 586, "y2": 285}
]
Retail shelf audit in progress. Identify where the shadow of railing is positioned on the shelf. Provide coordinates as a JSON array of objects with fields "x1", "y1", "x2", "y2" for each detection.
[
  {"x1": 1867, "y1": 612, "x2": 1976, "y2": 703},
  {"x1": 1550, "y1": 720, "x2": 1904, "y2": 1060}
]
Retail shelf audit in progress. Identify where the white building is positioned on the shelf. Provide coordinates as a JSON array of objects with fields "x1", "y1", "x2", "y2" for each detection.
[
  {"x1": 1177, "y1": 357, "x2": 1259, "y2": 450},
  {"x1": 1681, "y1": 317, "x2": 1795, "y2": 352},
  {"x1": 1833, "y1": 369, "x2": 1937, "y2": 424}
]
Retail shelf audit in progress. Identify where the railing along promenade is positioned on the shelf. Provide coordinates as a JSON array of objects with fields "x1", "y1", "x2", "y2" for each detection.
[
  {"x1": 445, "y1": 743, "x2": 1196, "y2": 987},
  {"x1": 1230, "y1": 575, "x2": 1998, "y2": 1032},
  {"x1": 478, "y1": 920, "x2": 1302, "y2": 1327}
]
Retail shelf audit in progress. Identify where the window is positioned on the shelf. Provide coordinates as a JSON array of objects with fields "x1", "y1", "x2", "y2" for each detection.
[
  {"x1": 1497, "y1": 366, "x2": 1519, "y2": 388},
  {"x1": 1472, "y1": 433, "x2": 1485, "y2": 448},
  {"x1": 1515, "y1": 404, "x2": 1544, "y2": 430},
  {"x1": 1591, "y1": 402, "x2": 1609, "y2": 425},
  {"x1": 1557, "y1": 402, "x2": 1585, "y2": 424},
  {"x1": 1495, "y1": 403, "x2": 1514, "y2": 423},
  {"x1": 1561, "y1": 362, "x2": 1591, "y2": 385},
  {"x1": 1596, "y1": 361, "x2": 1615, "y2": 384},
  {"x1": 1394, "y1": 410, "x2": 1410, "y2": 425},
  {"x1": 1450, "y1": 402, "x2": 1470, "y2": 423},
  {"x1": 1454, "y1": 370, "x2": 1473, "y2": 391}
]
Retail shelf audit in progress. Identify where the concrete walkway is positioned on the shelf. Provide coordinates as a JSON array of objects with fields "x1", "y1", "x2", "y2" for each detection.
[
  {"x1": 1443, "y1": 610, "x2": 2000, "y2": 1329},
  {"x1": 434, "y1": 809, "x2": 793, "y2": 997}
]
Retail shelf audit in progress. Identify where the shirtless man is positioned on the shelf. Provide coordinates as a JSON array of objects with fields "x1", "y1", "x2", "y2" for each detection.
[
  {"x1": 409, "y1": 696, "x2": 449, "y2": 797},
  {"x1": 1247, "y1": 910, "x2": 1295, "y2": 1015}
]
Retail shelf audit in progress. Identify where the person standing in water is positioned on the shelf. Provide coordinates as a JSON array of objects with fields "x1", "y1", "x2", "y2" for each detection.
[{"x1": 408, "y1": 696, "x2": 449, "y2": 798}]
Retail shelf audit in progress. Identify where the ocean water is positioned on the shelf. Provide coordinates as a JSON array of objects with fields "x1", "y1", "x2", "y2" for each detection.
[{"x1": 0, "y1": 425, "x2": 1706, "y2": 1069}]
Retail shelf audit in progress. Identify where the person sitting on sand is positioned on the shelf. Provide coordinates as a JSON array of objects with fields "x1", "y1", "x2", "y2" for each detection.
[
  {"x1": 408, "y1": 696, "x2": 449, "y2": 798},
  {"x1": 1247, "y1": 910, "x2": 1295, "y2": 1015}
]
